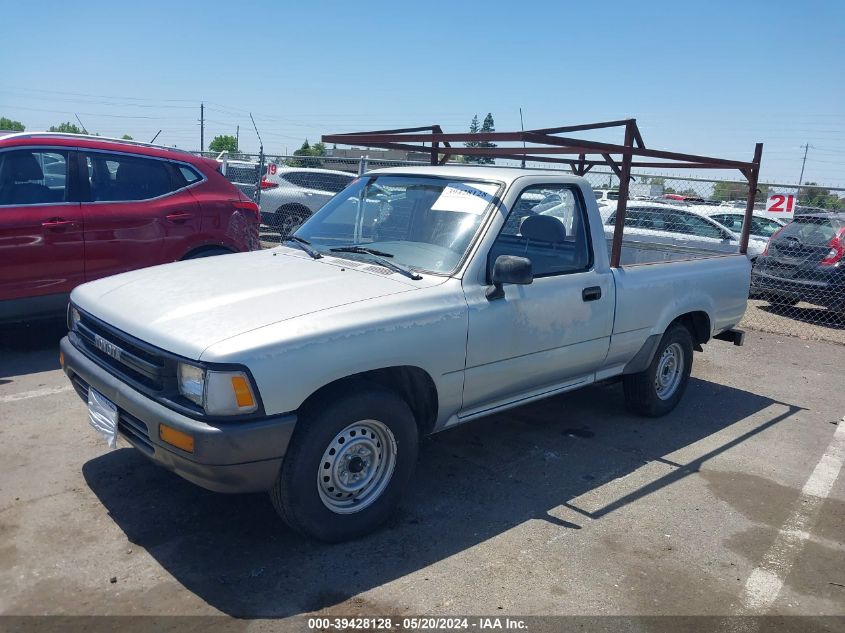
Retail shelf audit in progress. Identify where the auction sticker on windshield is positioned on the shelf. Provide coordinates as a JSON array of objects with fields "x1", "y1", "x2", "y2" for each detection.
[
  {"x1": 431, "y1": 182, "x2": 499, "y2": 215},
  {"x1": 88, "y1": 388, "x2": 119, "y2": 449}
]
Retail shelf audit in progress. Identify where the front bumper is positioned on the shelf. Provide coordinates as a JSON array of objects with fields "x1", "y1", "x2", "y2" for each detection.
[
  {"x1": 61, "y1": 336, "x2": 296, "y2": 493},
  {"x1": 750, "y1": 270, "x2": 844, "y2": 309}
]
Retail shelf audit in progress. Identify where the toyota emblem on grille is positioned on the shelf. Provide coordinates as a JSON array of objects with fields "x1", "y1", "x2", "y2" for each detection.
[{"x1": 94, "y1": 334, "x2": 123, "y2": 361}]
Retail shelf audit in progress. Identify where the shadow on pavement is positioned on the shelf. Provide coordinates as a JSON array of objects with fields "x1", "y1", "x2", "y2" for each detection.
[
  {"x1": 0, "y1": 318, "x2": 67, "y2": 379},
  {"x1": 82, "y1": 377, "x2": 800, "y2": 617},
  {"x1": 759, "y1": 304, "x2": 845, "y2": 331}
]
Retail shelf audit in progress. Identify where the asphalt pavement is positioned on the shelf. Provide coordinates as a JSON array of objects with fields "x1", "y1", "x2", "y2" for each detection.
[{"x1": 0, "y1": 320, "x2": 843, "y2": 628}]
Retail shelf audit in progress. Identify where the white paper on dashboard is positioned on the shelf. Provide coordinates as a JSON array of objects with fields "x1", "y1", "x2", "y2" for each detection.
[{"x1": 431, "y1": 182, "x2": 499, "y2": 215}]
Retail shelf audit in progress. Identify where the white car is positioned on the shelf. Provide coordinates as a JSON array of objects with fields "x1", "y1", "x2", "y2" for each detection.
[
  {"x1": 594, "y1": 188, "x2": 620, "y2": 205},
  {"x1": 600, "y1": 202, "x2": 766, "y2": 260},
  {"x1": 688, "y1": 205, "x2": 786, "y2": 241},
  {"x1": 259, "y1": 166, "x2": 356, "y2": 237}
]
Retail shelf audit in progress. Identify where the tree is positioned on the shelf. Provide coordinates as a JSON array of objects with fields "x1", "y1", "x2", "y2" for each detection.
[
  {"x1": 712, "y1": 181, "x2": 750, "y2": 202},
  {"x1": 287, "y1": 139, "x2": 327, "y2": 167},
  {"x1": 49, "y1": 122, "x2": 83, "y2": 134},
  {"x1": 464, "y1": 114, "x2": 481, "y2": 164},
  {"x1": 121, "y1": 134, "x2": 133, "y2": 140},
  {"x1": 0, "y1": 117, "x2": 25, "y2": 131},
  {"x1": 478, "y1": 113, "x2": 497, "y2": 165},
  {"x1": 208, "y1": 134, "x2": 238, "y2": 153},
  {"x1": 798, "y1": 182, "x2": 843, "y2": 209}
]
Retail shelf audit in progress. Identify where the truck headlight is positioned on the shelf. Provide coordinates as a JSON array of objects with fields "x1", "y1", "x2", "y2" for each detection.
[
  {"x1": 178, "y1": 363, "x2": 205, "y2": 407},
  {"x1": 68, "y1": 305, "x2": 81, "y2": 331},
  {"x1": 177, "y1": 363, "x2": 258, "y2": 416}
]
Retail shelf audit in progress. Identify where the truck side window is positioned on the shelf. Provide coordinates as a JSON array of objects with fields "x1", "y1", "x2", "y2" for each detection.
[{"x1": 488, "y1": 184, "x2": 591, "y2": 278}]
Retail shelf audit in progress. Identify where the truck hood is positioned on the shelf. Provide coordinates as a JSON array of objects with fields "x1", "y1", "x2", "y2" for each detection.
[{"x1": 71, "y1": 248, "x2": 425, "y2": 359}]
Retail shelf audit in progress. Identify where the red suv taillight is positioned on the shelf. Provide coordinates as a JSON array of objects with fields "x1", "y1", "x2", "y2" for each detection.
[
  {"x1": 233, "y1": 200, "x2": 260, "y2": 218},
  {"x1": 820, "y1": 227, "x2": 845, "y2": 266},
  {"x1": 260, "y1": 178, "x2": 278, "y2": 189},
  {"x1": 762, "y1": 225, "x2": 787, "y2": 256}
]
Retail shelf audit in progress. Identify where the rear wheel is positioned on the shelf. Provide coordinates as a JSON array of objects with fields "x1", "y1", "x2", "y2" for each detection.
[
  {"x1": 276, "y1": 206, "x2": 311, "y2": 239},
  {"x1": 270, "y1": 385, "x2": 418, "y2": 542},
  {"x1": 623, "y1": 324, "x2": 694, "y2": 417}
]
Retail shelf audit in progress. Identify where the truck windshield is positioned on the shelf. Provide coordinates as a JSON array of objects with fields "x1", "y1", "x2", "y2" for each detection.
[{"x1": 293, "y1": 175, "x2": 502, "y2": 275}]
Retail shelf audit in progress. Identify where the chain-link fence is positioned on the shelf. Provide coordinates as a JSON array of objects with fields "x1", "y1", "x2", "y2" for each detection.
[{"x1": 200, "y1": 150, "x2": 844, "y2": 344}]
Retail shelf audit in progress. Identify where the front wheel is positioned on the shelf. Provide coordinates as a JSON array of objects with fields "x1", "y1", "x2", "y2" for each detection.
[
  {"x1": 270, "y1": 385, "x2": 419, "y2": 542},
  {"x1": 623, "y1": 324, "x2": 694, "y2": 417}
]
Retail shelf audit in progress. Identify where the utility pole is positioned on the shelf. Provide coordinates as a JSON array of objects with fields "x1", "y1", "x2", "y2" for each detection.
[
  {"x1": 236, "y1": 125, "x2": 239, "y2": 152},
  {"x1": 200, "y1": 102, "x2": 205, "y2": 152},
  {"x1": 796, "y1": 143, "x2": 810, "y2": 200}
]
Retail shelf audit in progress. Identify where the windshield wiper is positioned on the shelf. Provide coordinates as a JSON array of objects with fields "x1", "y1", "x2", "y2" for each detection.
[
  {"x1": 330, "y1": 246, "x2": 394, "y2": 258},
  {"x1": 330, "y1": 248, "x2": 422, "y2": 280},
  {"x1": 365, "y1": 255, "x2": 423, "y2": 281},
  {"x1": 284, "y1": 235, "x2": 322, "y2": 259}
]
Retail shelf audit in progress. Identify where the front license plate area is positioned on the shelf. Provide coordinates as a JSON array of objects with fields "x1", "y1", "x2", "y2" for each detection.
[{"x1": 88, "y1": 388, "x2": 119, "y2": 449}]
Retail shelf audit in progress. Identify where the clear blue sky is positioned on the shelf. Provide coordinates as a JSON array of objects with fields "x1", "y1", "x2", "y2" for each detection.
[{"x1": 1, "y1": 0, "x2": 843, "y2": 186}]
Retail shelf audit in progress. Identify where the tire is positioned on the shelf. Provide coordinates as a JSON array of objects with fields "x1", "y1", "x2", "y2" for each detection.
[
  {"x1": 276, "y1": 206, "x2": 311, "y2": 239},
  {"x1": 182, "y1": 247, "x2": 233, "y2": 260},
  {"x1": 623, "y1": 323, "x2": 694, "y2": 417},
  {"x1": 270, "y1": 385, "x2": 419, "y2": 542}
]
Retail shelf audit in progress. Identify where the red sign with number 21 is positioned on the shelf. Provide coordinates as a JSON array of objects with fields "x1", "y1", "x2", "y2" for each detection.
[{"x1": 766, "y1": 194, "x2": 795, "y2": 214}]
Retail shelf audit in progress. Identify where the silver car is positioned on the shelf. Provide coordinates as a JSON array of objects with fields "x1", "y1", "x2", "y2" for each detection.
[
  {"x1": 599, "y1": 201, "x2": 767, "y2": 260},
  {"x1": 259, "y1": 166, "x2": 355, "y2": 237},
  {"x1": 689, "y1": 205, "x2": 786, "y2": 241}
]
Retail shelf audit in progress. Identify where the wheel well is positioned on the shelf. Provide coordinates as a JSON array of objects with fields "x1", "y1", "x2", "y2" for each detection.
[
  {"x1": 299, "y1": 367, "x2": 439, "y2": 437},
  {"x1": 180, "y1": 245, "x2": 234, "y2": 260},
  {"x1": 672, "y1": 311, "x2": 711, "y2": 350}
]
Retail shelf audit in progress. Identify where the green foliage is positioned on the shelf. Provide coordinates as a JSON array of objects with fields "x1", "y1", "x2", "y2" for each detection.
[
  {"x1": 208, "y1": 134, "x2": 239, "y2": 153},
  {"x1": 464, "y1": 113, "x2": 496, "y2": 164},
  {"x1": 711, "y1": 181, "x2": 769, "y2": 202},
  {"x1": 712, "y1": 181, "x2": 749, "y2": 201},
  {"x1": 121, "y1": 134, "x2": 133, "y2": 140},
  {"x1": 49, "y1": 122, "x2": 83, "y2": 134},
  {"x1": 464, "y1": 114, "x2": 480, "y2": 163},
  {"x1": 286, "y1": 140, "x2": 327, "y2": 167},
  {"x1": 477, "y1": 113, "x2": 497, "y2": 165},
  {"x1": 0, "y1": 117, "x2": 25, "y2": 131},
  {"x1": 798, "y1": 182, "x2": 844, "y2": 209}
]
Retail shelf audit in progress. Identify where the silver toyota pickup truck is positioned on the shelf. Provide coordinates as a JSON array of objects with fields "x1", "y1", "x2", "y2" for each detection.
[{"x1": 61, "y1": 166, "x2": 749, "y2": 541}]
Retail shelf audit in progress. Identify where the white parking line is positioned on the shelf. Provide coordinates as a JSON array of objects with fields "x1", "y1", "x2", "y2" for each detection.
[
  {"x1": 0, "y1": 385, "x2": 73, "y2": 404},
  {"x1": 741, "y1": 418, "x2": 845, "y2": 613}
]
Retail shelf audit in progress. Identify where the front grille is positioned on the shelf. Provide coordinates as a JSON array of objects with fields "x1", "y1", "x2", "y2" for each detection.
[
  {"x1": 72, "y1": 315, "x2": 170, "y2": 392},
  {"x1": 70, "y1": 374, "x2": 89, "y2": 401},
  {"x1": 119, "y1": 411, "x2": 154, "y2": 454}
]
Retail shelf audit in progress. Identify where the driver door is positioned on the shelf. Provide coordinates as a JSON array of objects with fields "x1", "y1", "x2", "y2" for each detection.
[{"x1": 461, "y1": 184, "x2": 614, "y2": 415}]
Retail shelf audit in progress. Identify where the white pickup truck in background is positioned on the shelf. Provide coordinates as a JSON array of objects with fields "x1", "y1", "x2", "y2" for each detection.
[{"x1": 61, "y1": 166, "x2": 749, "y2": 541}]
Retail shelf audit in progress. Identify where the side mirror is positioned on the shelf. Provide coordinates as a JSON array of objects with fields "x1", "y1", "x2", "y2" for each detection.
[{"x1": 486, "y1": 255, "x2": 533, "y2": 301}]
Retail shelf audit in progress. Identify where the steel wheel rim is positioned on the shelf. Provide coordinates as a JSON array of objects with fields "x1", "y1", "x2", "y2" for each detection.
[
  {"x1": 281, "y1": 211, "x2": 305, "y2": 236},
  {"x1": 317, "y1": 419, "x2": 397, "y2": 514},
  {"x1": 654, "y1": 342, "x2": 684, "y2": 400}
]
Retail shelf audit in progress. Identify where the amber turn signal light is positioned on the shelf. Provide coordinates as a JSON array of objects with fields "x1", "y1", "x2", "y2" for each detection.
[{"x1": 159, "y1": 423, "x2": 194, "y2": 453}]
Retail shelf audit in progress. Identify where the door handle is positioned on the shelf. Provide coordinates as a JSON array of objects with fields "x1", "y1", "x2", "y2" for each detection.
[
  {"x1": 42, "y1": 219, "x2": 74, "y2": 230},
  {"x1": 166, "y1": 212, "x2": 193, "y2": 223},
  {"x1": 582, "y1": 286, "x2": 602, "y2": 302}
]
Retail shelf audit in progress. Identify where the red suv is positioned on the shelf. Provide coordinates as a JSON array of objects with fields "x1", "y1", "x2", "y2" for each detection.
[{"x1": 0, "y1": 133, "x2": 260, "y2": 323}]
